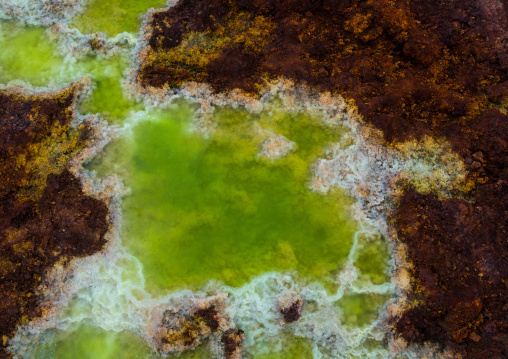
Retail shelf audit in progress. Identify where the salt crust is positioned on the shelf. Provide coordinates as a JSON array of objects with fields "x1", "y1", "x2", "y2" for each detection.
[
  {"x1": 5, "y1": 4, "x2": 471, "y2": 359},
  {"x1": 46, "y1": 23, "x2": 136, "y2": 60},
  {"x1": 258, "y1": 133, "x2": 296, "y2": 159},
  {"x1": 0, "y1": 0, "x2": 87, "y2": 27}
]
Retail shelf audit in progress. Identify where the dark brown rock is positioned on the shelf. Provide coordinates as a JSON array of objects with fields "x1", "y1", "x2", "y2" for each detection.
[
  {"x1": 139, "y1": 0, "x2": 507, "y2": 146},
  {"x1": 221, "y1": 328, "x2": 245, "y2": 359},
  {"x1": 0, "y1": 86, "x2": 109, "y2": 358},
  {"x1": 280, "y1": 297, "x2": 304, "y2": 323},
  {"x1": 393, "y1": 110, "x2": 508, "y2": 357}
]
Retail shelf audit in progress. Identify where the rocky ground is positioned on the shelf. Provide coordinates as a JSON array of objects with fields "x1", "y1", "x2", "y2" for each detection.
[
  {"x1": 0, "y1": 84, "x2": 110, "y2": 358},
  {"x1": 1, "y1": 0, "x2": 506, "y2": 358}
]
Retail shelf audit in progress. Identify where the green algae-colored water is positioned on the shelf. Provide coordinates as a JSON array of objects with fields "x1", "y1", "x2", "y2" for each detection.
[
  {"x1": 91, "y1": 104, "x2": 359, "y2": 293},
  {"x1": 354, "y1": 232, "x2": 391, "y2": 286},
  {"x1": 0, "y1": 21, "x2": 140, "y2": 121},
  {"x1": 0, "y1": 13, "x2": 394, "y2": 359},
  {"x1": 71, "y1": 0, "x2": 168, "y2": 36},
  {"x1": 32, "y1": 323, "x2": 156, "y2": 359},
  {"x1": 32, "y1": 323, "x2": 313, "y2": 359},
  {"x1": 338, "y1": 293, "x2": 392, "y2": 327}
]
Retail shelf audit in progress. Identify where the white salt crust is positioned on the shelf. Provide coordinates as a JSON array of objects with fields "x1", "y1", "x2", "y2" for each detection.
[
  {"x1": 46, "y1": 23, "x2": 137, "y2": 60},
  {"x1": 0, "y1": 0, "x2": 87, "y2": 27},
  {"x1": 259, "y1": 133, "x2": 296, "y2": 159}
]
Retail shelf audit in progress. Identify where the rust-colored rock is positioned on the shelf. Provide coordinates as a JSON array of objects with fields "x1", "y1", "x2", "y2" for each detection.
[
  {"x1": 221, "y1": 328, "x2": 245, "y2": 359},
  {"x1": 138, "y1": 0, "x2": 506, "y2": 144},
  {"x1": 279, "y1": 296, "x2": 303, "y2": 323},
  {"x1": 156, "y1": 297, "x2": 244, "y2": 358},
  {"x1": 0, "y1": 85, "x2": 109, "y2": 358},
  {"x1": 393, "y1": 107, "x2": 508, "y2": 358},
  {"x1": 158, "y1": 304, "x2": 222, "y2": 352},
  {"x1": 394, "y1": 182, "x2": 508, "y2": 358}
]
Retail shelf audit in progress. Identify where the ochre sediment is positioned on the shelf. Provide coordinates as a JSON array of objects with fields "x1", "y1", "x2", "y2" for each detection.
[
  {"x1": 0, "y1": 84, "x2": 110, "y2": 358},
  {"x1": 155, "y1": 294, "x2": 244, "y2": 358},
  {"x1": 136, "y1": 0, "x2": 507, "y2": 356}
]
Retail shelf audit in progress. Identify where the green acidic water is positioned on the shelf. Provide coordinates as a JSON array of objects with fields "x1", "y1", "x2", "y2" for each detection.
[
  {"x1": 32, "y1": 322, "x2": 156, "y2": 359},
  {"x1": 33, "y1": 323, "x2": 311, "y2": 359},
  {"x1": 0, "y1": 22, "x2": 62, "y2": 84},
  {"x1": 2, "y1": 15, "x2": 395, "y2": 358},
  {"x1": 71, "y1": 0, "x2": 168, "y2": 36},
  {"x1": 337, "y1": 293, "x2": 392, "y2": 327},
  {"x1": 77, "y1": 59, "x2": 143, "y2": 120},
  {"x1": 254, "y1": 336, "x2": 313, "y2": 359},
  {"x1": 0, "y1": 21, "x2": 141, "y2": 121},
  {"x1": 90, "y1": 103, "x2": 359, "y2": 293},
  {"x1": 354, "y1": 232, "x2": 391, "y2": 285}
]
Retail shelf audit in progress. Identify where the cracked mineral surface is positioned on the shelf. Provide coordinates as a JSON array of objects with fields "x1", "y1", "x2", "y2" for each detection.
[{"x1": 0, "y1": 0, "x2": 506, "y2": 358}]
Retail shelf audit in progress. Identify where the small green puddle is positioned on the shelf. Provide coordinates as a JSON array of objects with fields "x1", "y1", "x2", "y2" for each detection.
[
  {"x1": 32, "y1": 322, "x2": 155, "y2": 359},
  {"x1": 253, "y1": 336, "x2": 313, "y2": 359},
  {"x1": 0, "y1": 22, "x2": 62, "y2": 84},
  {"x1": 354, "y1": 232, "x2": 391, "y2": 285},
  {"x1": 70, "y1": 0, "x2": 168, "y2": 36},
  {"x1": 0, "y1": 21, "x2": 141, "y2": 122},
  {"x1": 337, "y1": 293, "x2": 391, "y2": 327},
  {"x1": 90, "y1": 103, "x2": 359, "y2": 293}
]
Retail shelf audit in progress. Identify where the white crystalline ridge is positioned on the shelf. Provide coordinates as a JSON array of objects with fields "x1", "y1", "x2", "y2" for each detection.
[
  {"x1": 0, "y1": 0, "x2": 87, "y2": 27},
  {"x1": 9, "y1": 250, "x2": 394, "y2": 359},
  {"x1": 47, "y1": 23, "x2": 137, "y2": 60}
]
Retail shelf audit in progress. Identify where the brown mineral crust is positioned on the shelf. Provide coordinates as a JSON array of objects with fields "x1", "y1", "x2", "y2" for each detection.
[
  {"x1": 158, "y1": 302, "x2": 245, "y2": 358},
  {"x1": 280, "y1": 297, "x2": 303, "y2": 323},
  {"x1": 393, "y1": 108, "x2": 508, "y2": 358},
  {"x1": 221, "y1": 328, "x2": 245, "y2": 359},
  {"x1": 159, "y1": 304, "x2": 222, "y2": 352},
  {"x1": 207, "y1": 43, "x2": 264, "y2": 94},
  {"x1": 193, "y1": 306, "x2": 221, "y2": 332},
  {"x1": 0, "y1": 86, "x2": 109, "y2": 358}
]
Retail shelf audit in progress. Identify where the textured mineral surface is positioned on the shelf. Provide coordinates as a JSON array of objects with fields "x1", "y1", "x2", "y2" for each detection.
[
  {"x1": 393, "y1": 110, "x2": 508, "y2": 358},
  {"x1": 156, "y1": 295, "x2": 244, "y2": 358},
  {"x1": 137, "y1": 0, "x2": 508, "y2": 357},
  {"x1": 0, "y1": 84, "x2": 109, "y2": 358},
  {"x1": 0, "y1": 0, "x2": 506, "y2": 357}
]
